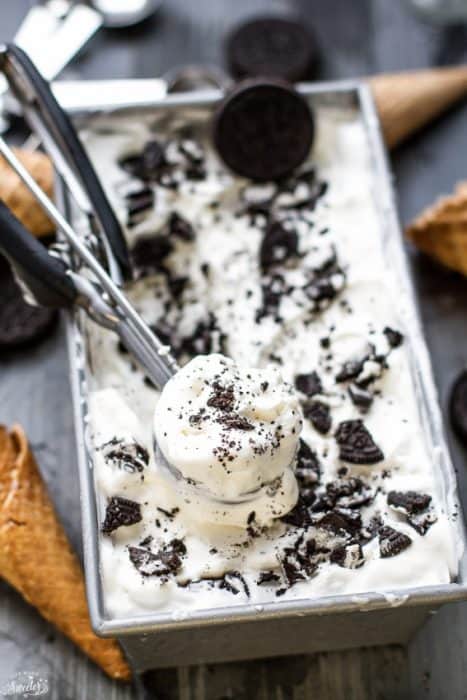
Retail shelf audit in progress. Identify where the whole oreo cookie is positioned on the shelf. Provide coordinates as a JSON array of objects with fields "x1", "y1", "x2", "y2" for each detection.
[
  {"x1": 0, "y1": 255, "x2": 57, "y2": 352},
  {"x1": 213, "y1": 79, "x2": 314, "y2": 181},
  {"x1": 449, "y1": 369, "x2": 467, "y2": 445},
  {"x1": 226, "y1": 16, "x2": 317, "y2": 83}
]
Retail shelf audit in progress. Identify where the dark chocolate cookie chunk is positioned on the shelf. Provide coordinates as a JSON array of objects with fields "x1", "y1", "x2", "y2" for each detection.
[
  {"x1": 0, "y1": 255, "x2": 57, "y2": 352},
  {"x1": 295, "y1": 438, "x2": 321, "y2": 486},
  {"x1": 315, "y1": 508, "x2": 362, "y2": 535},
  {"x1": 119, "y1": 139, "x2": 165, "y2": 181},
  {"x1": 129, "y1": 538, "x2": 185, "y2": 577},
  {"x1": 101, "y1": 439, "x2": 149, "y2": 473},
  {"x1": 102, "y1": 496, "x2": 142, "y2": 534},
  {"x1": 348, "y1": 384, "x2": 373, "y2": 412},
  {"x1": 449, "y1": 369, "x2": 467, "y2": 445},
  {"x1": 213, "y1": 79, "x2": 314, "y2": 182},
  {"x1": 131, "y1": 234, "x2": 173, "y2": 276},
  {"x1": 226, "y1": 16, "x2": 318, "y2": 83},
  {"x1": 168, "y1": 212, "x2": 195, "y2": 241},
  {"x1": 294, "y1": 370, "x2": 322, "y2": 397},
  {"x1": 331, "y1": 543, "x2": 364, "y2": 569},
  {"x1": 335, "y1": 419, "x2": 384, "y2": 464},
  {"x1": 125, "y1": 187, "x2": 154, "y2": 227},
  {"x1": 303, "y1": 400, "x2": 331, "y2": 435},
  {"x1": 378, "y1": 525, "x2": 412, "y2": 558},
  {"x1": 260, "y1": 221, "x2": 299, "y2": 271},
  {"x1": 384, "y1": 326, "x2": 404, "y2": 349},
  {"x1": 387, "y1": 490, "x2": 431, "y2": 515},
  {"x1": 336, "y1": 359, "x2": 365, "y2": 383},
  {"x1": 220, "y1": 571, "x2": 250, "y2": 597}
]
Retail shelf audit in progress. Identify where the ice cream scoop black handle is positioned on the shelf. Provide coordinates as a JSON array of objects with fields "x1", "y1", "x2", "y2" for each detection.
[
  {"x1": 0, "y1": 200, "x2": 77, "y2": 308},
  {"x1": 2, "y1": 44, "x2": 132, "y2": 281}
]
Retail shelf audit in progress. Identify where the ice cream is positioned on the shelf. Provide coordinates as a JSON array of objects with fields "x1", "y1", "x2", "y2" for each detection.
[
  {"x1": 154, "y1": 354, "x2": 301, "y2": 525},
  {"x1": 81, "y1": 103, "x2": 460, "y2": 619}
]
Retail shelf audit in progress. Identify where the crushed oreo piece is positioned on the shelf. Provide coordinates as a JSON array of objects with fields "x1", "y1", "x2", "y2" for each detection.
[
  {"x1": 387, "y1": 491, "x2": 431, "y2": 515},
  {"x1": 316, "y1": 508, "x2": 362, "y2": 535},
  {"x1": 101, "y1": 439, "x2": 149, "y2": 473},
  {"x1": 295, "y1": 438, "x2": 321, "y2": 489},
  {"x1": 384, "y1": 326, "x2": 404, "y2": 349},
  {"x1": 119, "y1": 139, "x2": 165, "y2": 181},
  {"x1": 336, "y1": 359, "x2": 365, "y2": 383},
  {"x1": 279, "y1": 537, "x2": 317, "y2": 586},
  {"x1": 178, "y1": 313, "x2": 227, "y2": 359},
  {"x1": 408, "y1": 511, "x2": 437, "y2": 535},
  {"x1": 102, "y1": 497, "x2": 142, "y2": 534},
  {"x1": 331, "y1": 543, "x2": 364, "y2": 569},
  {"x1": 326, "y1": 477, "x2": 373, "y2": 510},
  {"x1": 129, "y1": 538, "x2": 185, "y2": 577},
  {"x1": 168, "y1": 211, "x2": 195, "y2": 241},
  {"x1": 257, "y1": 571, "x2": 281, "y2": 585},
  {"x1": 304, "y1": 275, "x2": 342, "y2": 305},
  {"x1": 141, "y1": 140, "x2": 166, "y2": 178},
  {"x1": 378, "y1": 525, "x2": 412, "y2": 558},
  {"x1": 220, "y1": 571, "x2": 250, "y2": 597},
  {"x1": 294, "y1": 371, "x2": 322, "y2": 397},
  {"x1": 256, "y1": 273, "x2": 289, "y2": 322},
  {"x1": 217, "y1": 413, "x2": 254, "y2": 431},
  {"x1": 387, "y1": 491, "x2": 436, "y2": 535},
  {"x1": 348, "y1": 384, "x2": 373, "y2": 411},
  {"x1": 260, "y1": 221, "x2": 299, "y2": 271},
  {"x1": 131, "y1": 234, "x2": 173, "y2": 276},
  {"x1": 303, "y1": 400, "x2": 331, "y2": 435},
  {"x1": 335, "y1": 419, "x2": 384, "y2": 464},
  {"x1": 207, "y1": 382, "x2": 235, "y2": 411},
  {"x1": 125, "y1": 187, "x2": 154, "y2": 226},
  {"x1": 281, "y1": 496, "x2": 312, "y2": 527}
]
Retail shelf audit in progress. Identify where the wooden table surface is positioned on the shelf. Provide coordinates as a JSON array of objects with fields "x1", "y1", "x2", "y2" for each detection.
[{"x1": 2, "y1": 1, "x2": 467, "y2": 698}]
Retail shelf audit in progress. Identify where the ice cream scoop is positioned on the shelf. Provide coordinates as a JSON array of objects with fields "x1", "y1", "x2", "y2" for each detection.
[{"x1": 154, "y1": 354, "x2": 302, "y2": 526}]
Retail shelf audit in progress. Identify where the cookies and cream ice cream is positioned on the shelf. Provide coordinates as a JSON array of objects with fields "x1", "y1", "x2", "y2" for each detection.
[
  {"x1": 154, "y1": 354, "x2": 301, "y2": 525},
  {"x1": 81, "y1": 102, "x2": 460, "y2": 619}
]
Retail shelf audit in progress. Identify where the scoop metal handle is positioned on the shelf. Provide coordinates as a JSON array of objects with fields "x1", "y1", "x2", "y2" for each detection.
[{"x1": 0, "y1": 135, "x2": 178, "y2": 389}]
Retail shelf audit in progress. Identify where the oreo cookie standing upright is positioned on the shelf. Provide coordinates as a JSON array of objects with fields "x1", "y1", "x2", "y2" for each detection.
[
  {"x1": 213, "y1": 79, "x2": 314, "y2": 182},
  {"x1": 226, "y1": 16, "x2": 318, "y2": 83}
]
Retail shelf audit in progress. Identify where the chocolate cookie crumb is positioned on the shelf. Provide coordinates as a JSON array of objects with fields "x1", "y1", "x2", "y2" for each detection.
[
  {"x1": 102, "y1": 497, "x2": 142, "y2": 534},
  {"x1": 303, "y1": 400, "x2": 331, "y2": 434},
  {"x1": 384, "y1": 327, "x2": 404, "y2": 349},
  {"x1": 378, "y1": 525, "x2": 412, "y2": 557},
  {"x1": 387, "y1": 491, "x2": 431, "y2": 515},
  {"x1": 335, "y1": 420, "x2": 384, "y2": 464},
  {"x1": 294, "y1": 371, "x2": 322, "y2": 397}
]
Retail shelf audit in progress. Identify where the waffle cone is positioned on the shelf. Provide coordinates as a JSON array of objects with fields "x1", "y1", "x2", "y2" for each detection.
[
  {"x1": 369, "y1": 66, "x2": 467, "y2": 149},
  {"x1": 0, "y1": 425, "x2": 131, "y2": 682},
  {"x1": 0, "y1": 148, "x2": 55, "y2": 237},
  {"x1": 406, "y1": 182, "x2": 467, "y2": 275}
]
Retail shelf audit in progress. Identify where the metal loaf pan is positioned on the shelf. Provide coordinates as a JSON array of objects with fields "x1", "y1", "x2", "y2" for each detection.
[{"x1": 61, "y1": 80, "x2": 467, "y2": 672}]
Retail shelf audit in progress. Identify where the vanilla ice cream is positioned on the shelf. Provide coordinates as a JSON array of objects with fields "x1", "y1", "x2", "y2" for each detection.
[
  {"x1": 81, "y1": 104, "x2": 460, "y2": 619},
  {"x1": 154, "y1": 354, "x2": 301, "y2": 525}
]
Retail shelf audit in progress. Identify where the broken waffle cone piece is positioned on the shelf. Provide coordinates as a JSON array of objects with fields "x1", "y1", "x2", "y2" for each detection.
[
  {"x1": 369, "y1": 65, "x2": 467, "y2": 149},
  {"x1": 0, "y1": 148, "x2": 55, "y2": 237},
  {"x1": 406, "y1": 182, "x2": 467, "y2": 276},
  {"x1": 0, "y1": 425, "x2": 131, "y2": 682}
]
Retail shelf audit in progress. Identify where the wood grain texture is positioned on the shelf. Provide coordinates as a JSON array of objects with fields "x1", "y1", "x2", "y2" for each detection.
[{"x1": 1, "y1": 0, "x2": 467, "y2": 698}]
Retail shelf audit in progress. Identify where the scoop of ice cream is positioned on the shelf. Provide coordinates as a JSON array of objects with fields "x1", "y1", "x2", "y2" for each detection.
[{"x1": 154, "y1": 354, "x2": 302, "y2": 525}]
